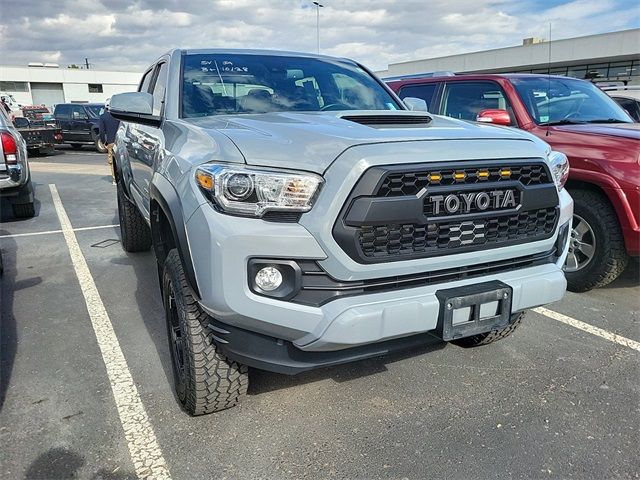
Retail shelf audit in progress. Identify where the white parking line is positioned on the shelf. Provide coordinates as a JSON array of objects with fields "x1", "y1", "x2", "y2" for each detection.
[
  {"x1": 534, "y1": 306, "x2": 640, "y2": 352},
  {"x1": 0, "y1": 224, "x2": 119, "y2": 239},
  {"x1": 49, "y1": 184, "x2": 171, "y2": 480}
]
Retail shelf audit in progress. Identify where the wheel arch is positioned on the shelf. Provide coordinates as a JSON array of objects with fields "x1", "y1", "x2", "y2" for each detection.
[
  {"x1": 150, "y1": 175, "x2": 201, "y2": 298},
  {"x1": 565, "y1": 177, "x2": 637, "y2": 234}
]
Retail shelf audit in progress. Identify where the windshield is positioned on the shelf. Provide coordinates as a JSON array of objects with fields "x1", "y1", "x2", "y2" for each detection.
[
  {"x1": 511, "y1": 77, "x2": 633, "y2": 125},
  {"x1": 86, "y1": 105, "x2": 104, "y2": 118},
  {"x1": 181, "y1": 53, "x2": 400, "y2": 117}
]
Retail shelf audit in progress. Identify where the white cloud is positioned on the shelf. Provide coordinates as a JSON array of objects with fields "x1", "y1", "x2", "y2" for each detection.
[{"x1": 0, "y1": 0, "x2": 637, "y2": 72}]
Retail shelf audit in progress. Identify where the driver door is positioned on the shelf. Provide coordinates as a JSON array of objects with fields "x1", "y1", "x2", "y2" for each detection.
[{"x1": 124, "y1": 61, "x2": 168, "y2": 220}]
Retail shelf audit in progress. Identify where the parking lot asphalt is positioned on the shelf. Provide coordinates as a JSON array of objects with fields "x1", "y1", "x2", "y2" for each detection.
[{"x1": 1, "y1": 149, "x2": 639, "y2": 480}]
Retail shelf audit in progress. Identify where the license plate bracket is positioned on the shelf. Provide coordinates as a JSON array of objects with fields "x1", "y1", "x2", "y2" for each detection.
[{"x1": 435, "y1": 281, "x2": 513, "y2": 341}]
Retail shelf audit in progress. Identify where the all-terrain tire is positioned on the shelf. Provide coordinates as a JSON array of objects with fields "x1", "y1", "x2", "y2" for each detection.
[
  {"x1": 163, "y1": 249, "x2": 248, "y2": 415},
  {"x1": 12, "y1": 202, "x2": 35, "y2": 218},
  {"x1": 451, "y1": 312, "x2": 524, "y2": 348},
  {"x1": 116, "y1": 180, "x2": 151, "y2": 252},
  {"x1": 565, "y1": 189, "x2": 628, "y2": 292}
]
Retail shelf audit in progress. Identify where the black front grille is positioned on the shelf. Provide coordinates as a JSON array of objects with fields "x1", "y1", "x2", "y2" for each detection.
[
  {"x1": 358, "y1": 207, "x2": 557, "y2": 258},
  {"x1": 332, "y1": 159, "x2": 560, "y2": 263},
  {"x1": 378, "y1": 164, "x2": 549, "y2": 197}
]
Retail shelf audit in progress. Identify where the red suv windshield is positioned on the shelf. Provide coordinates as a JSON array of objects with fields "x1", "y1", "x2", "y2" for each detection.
[{"x1": 511, "y1": 77, "x2": 632, "y2": 125}]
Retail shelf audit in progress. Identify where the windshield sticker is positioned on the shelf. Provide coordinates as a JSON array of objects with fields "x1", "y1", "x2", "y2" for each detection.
[
  {"x1": 539, "y1": 115, "x2": 549, "y2": 123},
  {"x1": 200, "y1": 59, "x2": 249, "y2": 73}
]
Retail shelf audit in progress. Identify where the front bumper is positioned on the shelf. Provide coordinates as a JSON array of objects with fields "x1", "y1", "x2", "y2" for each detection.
[{"x1": 186, "y1": 186, "x2": 572, "y2": 354}]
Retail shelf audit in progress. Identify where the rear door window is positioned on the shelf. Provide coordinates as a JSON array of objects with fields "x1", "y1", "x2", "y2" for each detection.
[
  {"x1": 139, "y1": 68, "x2": 154, "y2": 93},
  {"x1": 71, "y1": 105, "x2": 87, "y2": 120},
  {"x1": 150, "y1": 62, "x2": 169, "y2": 116},
  {"x1": 441, "y1": 81, "x2": 514, "y2": 124},
  {"x1": 397, "y1": 83, "x2": 438, "y2": 110},
  {"x1": 55, "y1": 104, "x2": 71, "y2": 119}
]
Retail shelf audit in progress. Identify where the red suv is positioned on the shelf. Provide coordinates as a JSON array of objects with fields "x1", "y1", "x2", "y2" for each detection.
[{"x1": 387, "y1": 74, "x2": 639, "y2": 292}]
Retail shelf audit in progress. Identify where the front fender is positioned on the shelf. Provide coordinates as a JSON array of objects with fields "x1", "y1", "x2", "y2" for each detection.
[{"x1": 150, "y1": 173, "x2": 200, "y2": 298}]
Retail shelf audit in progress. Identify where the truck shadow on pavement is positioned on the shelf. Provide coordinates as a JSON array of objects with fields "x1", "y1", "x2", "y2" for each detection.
[
  {"x1": 248, "y1": 340, "x2": 447, "y2": 397},
  {"x1": 25, "y1": 447, "x2": 134, "y2": 480},
  {"x1": 0, "y1": 231, "x2": 42, "y2": 412}
]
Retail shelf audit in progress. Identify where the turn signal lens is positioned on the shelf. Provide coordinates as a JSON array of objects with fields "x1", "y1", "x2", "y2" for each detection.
[
  {"x1": 478, "y1": 170, "x2": 489, "y2": 179},
  {"x1": 428, "y1": 173, "x2": 441, "y2": 183},
  {"x1": 195, "y1": 170, "x2": 213, "y2": 190},
  {"x1": 500, "y1": 168, "x2": 511, "y2": 178}
]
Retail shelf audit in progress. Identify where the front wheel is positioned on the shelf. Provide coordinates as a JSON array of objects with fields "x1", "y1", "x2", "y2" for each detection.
[
  {"x1": 163, "y1": 250, "x2": 248, "y2": 415},
  {"x1": 564, "y1": 189, "x2": 628, "y2": 292},
  {"x1": 95, "y1": 137, "x2": 107, "y2": 153}
]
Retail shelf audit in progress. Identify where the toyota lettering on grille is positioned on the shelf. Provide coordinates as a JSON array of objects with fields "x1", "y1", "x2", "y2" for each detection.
[{"x1": 428, "y1": 190, "x2": 517, "y2": 215}]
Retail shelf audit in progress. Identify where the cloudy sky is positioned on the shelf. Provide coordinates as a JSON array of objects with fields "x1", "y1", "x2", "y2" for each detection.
[{"x1": 0, "y1": 0, "x2": 638, "y2": 72}]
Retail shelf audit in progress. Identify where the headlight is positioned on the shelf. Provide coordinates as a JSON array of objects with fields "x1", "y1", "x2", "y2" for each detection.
[
  {"x1": 548, "y1": 151, "x2": 569, "y2": 191},
  {"x1": 195, "y1": 163, "x2": 323, "y2": 217}
]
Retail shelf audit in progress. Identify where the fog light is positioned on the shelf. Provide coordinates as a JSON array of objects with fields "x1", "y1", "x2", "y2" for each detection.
[{"x1": 255, "y1": 266, "x2": 283, "y2": 291}]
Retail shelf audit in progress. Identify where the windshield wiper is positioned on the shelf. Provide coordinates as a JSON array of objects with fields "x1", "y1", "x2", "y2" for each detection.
[
  {"x1": 584, "y1": 118, "x2": 629, "y2": 124},
  {"x1": 538, "y1": 119, "x2": 586, "y2": 126}
]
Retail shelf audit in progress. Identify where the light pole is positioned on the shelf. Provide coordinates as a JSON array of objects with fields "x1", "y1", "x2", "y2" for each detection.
[{"x1": 312, "y1": 1, "x2": 324, "y2": 54}]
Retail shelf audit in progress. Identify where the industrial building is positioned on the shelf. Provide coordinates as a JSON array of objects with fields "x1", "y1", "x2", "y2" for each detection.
[
  {"x1": 377, "y1": 29, "x2": 640, "y2": 85},
  {"x1": 0, "y1": 64, "x2": 141, "y2": 109}
]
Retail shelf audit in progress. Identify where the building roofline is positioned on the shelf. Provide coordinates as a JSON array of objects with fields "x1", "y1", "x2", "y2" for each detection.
[{"x1": 388, "y1": 28, "x2": 640, "y2": 68}]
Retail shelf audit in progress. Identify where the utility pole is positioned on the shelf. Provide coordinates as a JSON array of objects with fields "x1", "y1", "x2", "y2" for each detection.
[
  {"x1": 85, "y1": 58, "x2": 90, "y2": 69},
  {"x1": 312, "y1": 1, "x2": 324, "y2": 54}
]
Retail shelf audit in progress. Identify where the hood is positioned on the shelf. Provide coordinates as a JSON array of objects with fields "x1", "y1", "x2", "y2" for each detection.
[
  {"x1": 186, "y1": 111, "x2": 539, "y2": 173},
  {"x1": 552, "y1": 122, "x2": 640, "y2": 141}
]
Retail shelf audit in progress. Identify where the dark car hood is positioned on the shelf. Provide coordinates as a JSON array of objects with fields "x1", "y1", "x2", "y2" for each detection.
[{"x1": 552, "y1": 122, "x2": 640, "y2": 140}]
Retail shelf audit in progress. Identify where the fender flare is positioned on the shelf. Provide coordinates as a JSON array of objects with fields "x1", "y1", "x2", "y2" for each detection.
[{"x1": 150, "y1": 175, "x2": 201, "y2": 298}]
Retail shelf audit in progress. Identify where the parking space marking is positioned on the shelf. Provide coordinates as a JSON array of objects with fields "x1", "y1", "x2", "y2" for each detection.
[
  {"x1": 49, "y1": 184, "x2": 171, "y2": 480},
  {"x1": 534, "y1": 306, "x2": 640, "y2": 352},
  {"x1": 0, "y1": 224, "x2": 119, "y2": 239}
]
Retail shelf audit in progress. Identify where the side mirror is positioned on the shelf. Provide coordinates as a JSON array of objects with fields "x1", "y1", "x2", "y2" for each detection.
[
  {"x1": 13, "y1": 117, "x2": 30, "y2": 128},
  {"x1": 109, "y1": 92, "x2": 161, "y2": 127},
  {"x1": 476, "y1": 109, "x2": 511, "y2": 126},
  {"x1": 403, "y1": 97, "x2": 429, "y2": 112}
]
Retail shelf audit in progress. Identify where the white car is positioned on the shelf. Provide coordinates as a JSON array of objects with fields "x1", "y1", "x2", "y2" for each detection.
[
  {"x1": 0, "y1": 92, "x2": 22, "y2": 112},
  {"x1": 602, "y1": 86, "x2": 640, "y2": 122}
]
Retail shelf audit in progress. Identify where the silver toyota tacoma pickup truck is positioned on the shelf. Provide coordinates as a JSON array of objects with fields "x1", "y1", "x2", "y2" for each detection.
[{"x1": 110, "y1": 49, "x2": 572, "y2": 416}]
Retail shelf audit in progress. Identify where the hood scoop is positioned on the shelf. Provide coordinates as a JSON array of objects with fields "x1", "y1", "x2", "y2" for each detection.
[{"x1": 340, "y1": 114, "x2": 432, "y2": 128}]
